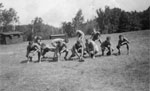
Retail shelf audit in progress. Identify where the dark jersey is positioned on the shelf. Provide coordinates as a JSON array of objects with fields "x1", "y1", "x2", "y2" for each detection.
[
  {"x1": 91, "y1": 32, "x2": 100, "y2": 41},
  {"x1": 58, "y1": 43, "x2": 67, "y2": 52},
  {"x1": 27, "y1": 45, "x2": 37, "y2": 52},
  {"x1": 101, "y1": 40, "x2": 111, "y2": 48},
  {"x1": 118, "y1": 38, "x2": 129, "y2": 45},
  {"x1": 74, "y1": 43, "x2": 82, "y2": 50},
  {"x1": 85, "y1": 42, "x2": 94, "y2": 51}
]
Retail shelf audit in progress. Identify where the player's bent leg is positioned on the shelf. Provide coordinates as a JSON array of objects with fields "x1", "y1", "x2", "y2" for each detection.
[
  {"x1": 62, "y1": 49, "x2": 69, "y2": 60},
  {"x1": 37, "y1": 51, "x2": 41, "y2": 63},
  {"x1": 101, "y1": 47, "x2": 105, "y2": 56},
  {"x1": 116, "y1": 45, "x2": 121, "y2": 55},
  {"x1": 106, "y1": 47, "x2": 112, "y2": 56},
  {"x1": 89, "y1": 51, "x2": 95, "y2": 59},
  {"x1": 126, "y1": 43, "x2": 129, "y2": 55}
]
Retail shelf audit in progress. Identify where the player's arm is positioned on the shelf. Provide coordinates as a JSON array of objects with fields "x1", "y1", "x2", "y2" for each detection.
[
  {"x1": 98, "y1": 35, "x2": 102, "y2": 44},
  {"x1": 122, "y1": 37, "x2": 129, "y2": 44},
  {"x1": 90, "y1": 33, "x2": 94, "y2": 39},
  {"x1": 60, "y1": 43, "x2": 67, "y2": 53},
  {"x1": 74, "y1": 47, "x2": 80, "y2": 58},
  {"x1": 26, "y1": 46, "x2": 30, "y2": 57},
  {"x1": 51, "y1": 41, "x2": 57, "y2": 47}
]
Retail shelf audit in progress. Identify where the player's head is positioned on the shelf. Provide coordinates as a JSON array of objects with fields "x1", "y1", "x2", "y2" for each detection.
[
  {"x1": 28, "y1": 41, "x2": 33, "y2": 46},
  {"x1": 64, "y1": 38, "x2": 69, "y2": 43},
  {"x1": 41, "y1": 43, "x2": 46, "y2": 49},
  {"x1": 106, "y1": 36, "x2": 111, "y2": 41},
  {"x1": 35, "y1": 36, "x2": 42, "y2": 43},
  {"x1": 76, "y1": 40, "x2": 82, "y2": 45},
  {"x1": 76, "y1": 30, "x2": 82, "y2": 35},
  {"x1": 119, "y1": 35, "x2": 124, "y2": 40},
  {"x1": 85, "y1": 38, "x2": 90, "y2": 43}
]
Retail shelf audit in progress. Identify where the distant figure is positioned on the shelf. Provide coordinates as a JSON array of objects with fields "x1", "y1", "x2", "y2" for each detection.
[
  {"x1": 101, "y1": 36, "x2": 113, "y2": 56},
  {"x1": 85, "y1": 39, "x2": 99, "y2": 59},
  {"x1": 51, "y1": 38, "x2": 69, "y2": 60},
  {"x1": 90, "y1": 28, "x2": 102, "y2": 44},
  {"x1": 69, "y1": 40, "x2": 85, "y2": 60},
  {"x1": 26, "y1": 41, "x2": 41, "y2": 63},
  {"x1": 116, "y1": 35, "x2": 130, "y2": 55}
]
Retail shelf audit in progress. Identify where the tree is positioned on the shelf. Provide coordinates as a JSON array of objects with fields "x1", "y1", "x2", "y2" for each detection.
[
  {"x1": 62, "y1": 22, "x2": 74, "y2": 37},
  {"x1": 72, "y1": 9, "x2": 84, "y2": 31},
  {"x1": 2, "y1": 8, "x2": 19, "y2": 32},
  {"x1": 128, "y1": 11, "x2": 141, "y2": 31},
  {"x1": 96, "y1": 8, "x2": 105, "y2": 33},
  {"x1": 118, "y1": 11, "x2": 130, "y2": 32},
  {"x1": 0, "y1": 3, "x2": 4, "y2": 32},
  {"x1": 139, "y1": 6, "x2": 150, "y2": 30},
  {"x1": 31, "y1": 17, "x2": 43, "y2": 36}
]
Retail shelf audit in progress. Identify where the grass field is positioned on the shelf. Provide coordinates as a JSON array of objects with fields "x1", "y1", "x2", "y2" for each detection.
[{"x1": 0, "y1": 30, "x2": 149, "y2": 91}]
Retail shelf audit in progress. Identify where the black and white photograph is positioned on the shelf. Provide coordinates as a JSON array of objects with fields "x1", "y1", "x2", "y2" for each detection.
[{"x1": 0, "y1": 0, "x2": 149, "y2": 91}]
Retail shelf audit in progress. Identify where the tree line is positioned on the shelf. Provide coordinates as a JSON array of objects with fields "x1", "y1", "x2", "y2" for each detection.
[
  {"x1": 62, "y1": 6, "x2": 150, "y2": 36},
  {"x1": 0, "y1": 3, "x2": 62, "y2": 41},
  {"x1": 0, "y1": 3, "x2": 149, "y2": 40}
]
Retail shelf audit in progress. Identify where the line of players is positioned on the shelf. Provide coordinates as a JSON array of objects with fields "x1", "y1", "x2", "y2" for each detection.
[{"x1": 26, "y1": 29, "x2": 130, "y2": 63}]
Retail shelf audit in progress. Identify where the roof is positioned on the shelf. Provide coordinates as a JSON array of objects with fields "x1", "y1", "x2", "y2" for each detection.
[{"x1": 0, "y1": 31, "x2": 23, "y2": 35}]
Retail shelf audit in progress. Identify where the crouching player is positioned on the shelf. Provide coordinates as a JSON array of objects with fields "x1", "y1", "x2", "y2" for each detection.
[
  {"x1": 101, "y1": 36, "x2": 113, "y2": 56},
  {"x1": 26, "y1": 41, "x2": 41, "y2": 63},
  {"x1": 41, "y1": 43, "x2": 55, "y2": 58},
  {"x1": 51, "y1": 38, "x2": 69, "y2": 61},
  {"x1": 85, "y1": 39, "x2": 99, "y2": 59},
  {"x1": 116, "y1": 35, "x2": 130, "y2": 55},
  {"x1": 90, "y1": 28, "x2": 102, "y2": 44},
  {"x1": 69, "y1": 40, "x2": 85, "y2": 61}
]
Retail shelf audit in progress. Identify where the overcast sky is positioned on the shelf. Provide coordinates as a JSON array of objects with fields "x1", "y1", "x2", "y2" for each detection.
[{"x1": 1, "y1": 0, "x2": 150, "y2": 27}]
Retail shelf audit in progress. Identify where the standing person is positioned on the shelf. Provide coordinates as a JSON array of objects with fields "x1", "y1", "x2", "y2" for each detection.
[
  {"x1": 76, "y1": 30, "x2": 85, "y2": 59},
  {"x1": 76, "y1": 30, "x2": 85, "y2": 42},
  {"x1": 101, "y1": 36, "x2": 113, "y2": 56},
  {"x1": 85, "y1": 39, "x2": 99, "y2": 59},
  {"x1": 116, "y1": 35, "x2": 130, "y2": 55},
  {"x1": 51, "y1": 38, "x2": 69, "y2": 60},
  {"x1": 90, "y1": 28, "x2": 102, "y2": 44}
]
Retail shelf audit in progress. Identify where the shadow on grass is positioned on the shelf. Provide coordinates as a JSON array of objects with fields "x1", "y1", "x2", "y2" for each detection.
[
  {"x1": 20, "y1": 60, "x2": 28, "y2": 64},
  {"x1": 20, "y1": 53, "x2": 121, "y2": 64},
  {"x1": 20, "y1": 57, "x2": 58, "y2": 64}
]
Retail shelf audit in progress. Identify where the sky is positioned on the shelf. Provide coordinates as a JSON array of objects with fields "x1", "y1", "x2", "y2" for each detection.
[{"x1": 1, "y1": 0, "x2": 150, "y2": 27}]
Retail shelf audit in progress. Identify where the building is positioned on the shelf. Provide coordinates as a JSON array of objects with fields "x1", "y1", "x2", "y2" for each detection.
[{"x1": 0, "y1": 31, "x2": 23, "y2": 44}]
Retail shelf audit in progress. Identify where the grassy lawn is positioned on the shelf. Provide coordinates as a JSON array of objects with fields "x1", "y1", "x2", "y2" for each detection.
[{"x1": 0, "y1": 30, "x2": 149, "y2": 91}]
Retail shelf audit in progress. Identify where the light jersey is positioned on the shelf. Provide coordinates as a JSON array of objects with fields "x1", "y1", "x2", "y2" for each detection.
[
  {"x1": 86, "y1": 40, "x2": 99, "y2": 52},
  {"x1": 51, "y1": 38, "x2": 65, "y2": 47},
  {"x1": 76, "y1": 30, "x2": 85, "y2": 41},
  {"x1": 41, "y1": 43, "x2": 52, "y2": 49}
]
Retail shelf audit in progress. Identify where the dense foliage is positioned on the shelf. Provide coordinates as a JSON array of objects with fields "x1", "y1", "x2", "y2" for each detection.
[
  {"x1": 63, "y1": 6, "x2": 150, "y2": 36},
  {"x1": 0, "y1": 2, "x2": 149, "y2": 40}
]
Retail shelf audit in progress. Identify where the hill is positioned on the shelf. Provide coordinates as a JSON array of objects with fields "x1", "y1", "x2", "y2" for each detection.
[{"x1": 0, "y1": 30, "x2": 149, "y2": 91}]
